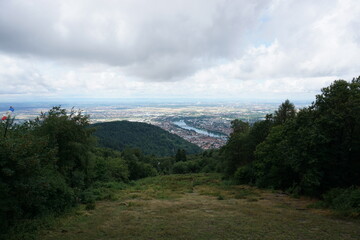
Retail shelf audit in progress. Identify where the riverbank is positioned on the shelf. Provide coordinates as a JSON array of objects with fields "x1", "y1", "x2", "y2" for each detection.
[{"x1": 173, "y1": 120, "x2": 228, "y2": 139}]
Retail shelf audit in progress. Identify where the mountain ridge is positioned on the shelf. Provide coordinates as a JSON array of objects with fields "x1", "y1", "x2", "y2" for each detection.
[{"x1": 92, "y1": 120, "x2": 202, "y2": 156}]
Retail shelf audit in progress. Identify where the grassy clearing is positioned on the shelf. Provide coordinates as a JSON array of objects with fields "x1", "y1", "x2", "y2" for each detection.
[{"x1": 35, "y1": 173, "x2": 360, "y2": 240}]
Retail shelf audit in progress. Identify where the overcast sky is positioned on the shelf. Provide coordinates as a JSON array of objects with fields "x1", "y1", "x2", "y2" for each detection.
[{"x1": 0, "y1": 0, "x2": 359, "y2": 102}]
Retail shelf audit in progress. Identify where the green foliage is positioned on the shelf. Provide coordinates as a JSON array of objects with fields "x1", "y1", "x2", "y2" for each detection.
[
  {"x1": 230, "y1": 119, "x2": 250, "y2": 134},
  {"x1": 320, "y1": 187, "x2": 360, "y2": 217},
  {"x1": 175, "y1": 148, "x2": 187, "y2": 162},
  {"x1": 221, "y1": 77, "x2": 360, "y2": 202},
  {"x1": 92, "y1": 121, "x2": 202, "y2": 156},
  {"x1": 0, "y1": 106, "x2": 160, "y2": 237},
  {"x1": 220, "y1": 117, "x2": 273, "y2": 177},
  {"x1": 253, "y1": 125, "x2": 294, "y2": 189},
  {"x1": 121, "y1": 148, "x2": 158, "y2": 180},
  {"x1": 274, "y1": 99, "x2": 296, "y2": 125},
  {"x1": 0, "y1": 106, "x2": 218, "y2": 238},
  {"x1": 172, "y1": 161, "x2": 189, "y2": 174},
  {"x1": 173, "y1": 161, "x2": 200, "y2": 174},
  {"x1": 217, "y1": 194, "x2": 224, "y2": 200},
  {"x1": 93, "y1": 148, "x2": 129, "y2": 182},
  {"x1": 313, "y1": 78, "x2": 360, "y2": 189},
  {"x1": 234, "y1": 164, "x2": 256, "y2": 185},
  {"x1": 220, "y1": 119, "x2": 251, "y2": 176},
  {"x1": 171, "y1": 150, "x2": 222, "y2": 174},
  {"x1": 32, "y1": 106, "x2": 96, "y2": 188},
  {"x1": 85, "y1": 202, "x2": 96, "y2": 210},
  {"x1": 0, "y1": 125, "x2": 75, "y2": 232}
]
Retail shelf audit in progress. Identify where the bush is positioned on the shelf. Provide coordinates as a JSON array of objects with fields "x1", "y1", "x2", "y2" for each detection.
[
  {"x1": 173, "y1": 161, "x2": 188, "y2": 174},
  {"x1": 85, "y1": 202, "x2": 96, "y2": 210},
  {"x1": 322, "y1": 187, "x2": 360, "y2": 217},
  {"x1": 79, "y1": 189, "x2": 96, "y2": 204},
  {"x1": 234, "y1": 165, "x2": 255, "y2": 184},
  {"x1": 172, "y1": 161, "x2": 201, "y2": 174},
  {"x1": 94, "y1": 155, "x2": 129, "y2": 182}
]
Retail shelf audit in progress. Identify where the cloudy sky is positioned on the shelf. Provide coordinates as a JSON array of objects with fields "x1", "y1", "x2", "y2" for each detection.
[{"x1": 0, "y1": 0, "x2": 359, "y2": 102}]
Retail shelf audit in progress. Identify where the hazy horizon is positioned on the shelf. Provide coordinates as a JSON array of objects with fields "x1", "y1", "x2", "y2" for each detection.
[{"x1": 0, "y1": 97, "x2": 313, "y2": 106}]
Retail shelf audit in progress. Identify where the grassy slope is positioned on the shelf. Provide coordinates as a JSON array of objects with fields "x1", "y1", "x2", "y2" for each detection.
[{"x1": 40, "y1": 174, "x2": 360, "y2": 240}]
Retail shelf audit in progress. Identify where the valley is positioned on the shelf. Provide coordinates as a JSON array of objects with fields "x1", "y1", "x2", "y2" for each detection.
[{"x1": 5, "y1": 101, "x2": 301, "y2": 149}]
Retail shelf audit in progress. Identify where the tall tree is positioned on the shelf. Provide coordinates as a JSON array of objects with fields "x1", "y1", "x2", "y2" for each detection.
[
  {"x1": 175, "y1": 149, "x2": 187, "y2": 162},
  {"x1": 313, "y1": 78, "x2": 360, "y2": 188},
  {"x1": 32, "y1": 106, "x2": 96, "y2": 188},
  {"x1": 274, "y1": 99, "x2": 296, "y2": 125},
  {"x1": 221, "y1": 120, "x2": 250, "y2": 176}
]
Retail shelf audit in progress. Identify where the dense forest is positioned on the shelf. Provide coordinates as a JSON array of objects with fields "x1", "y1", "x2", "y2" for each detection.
[
  {"x1": 222, "y1": 78, "x2": 360, "y2": 189},
  {"x1": 92, "y1": 121, "x2": 201, "y2": 156},
  {"x1": 1, "y1": 77, "x2": 360, "y2": 238},
  {"x1": 219, "y1": 77, "x2": 360, "y2": 214}
]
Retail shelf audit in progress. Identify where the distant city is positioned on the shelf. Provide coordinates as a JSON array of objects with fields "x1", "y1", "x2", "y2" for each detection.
[{"x1": 1, "y1": 100, "x2": 310, "y2": 150}]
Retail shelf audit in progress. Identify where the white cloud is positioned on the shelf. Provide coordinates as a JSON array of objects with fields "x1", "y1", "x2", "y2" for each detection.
[
  {"x1": 0, "y1": 0, "x2": 269, "y2": 80},
  {"x1": 0, "y1": 0, "x2": 359, "y2": 101}
]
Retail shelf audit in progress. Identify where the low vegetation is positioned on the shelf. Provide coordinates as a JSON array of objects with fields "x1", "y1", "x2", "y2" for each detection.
[{"x1": 34, "y1": 174, "x2": 359, "y2": 240}]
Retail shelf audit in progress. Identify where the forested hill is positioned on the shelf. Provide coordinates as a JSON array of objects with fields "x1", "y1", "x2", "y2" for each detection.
[{"x1": 92, "y1": 121, "x2": 202, "y2": 156}]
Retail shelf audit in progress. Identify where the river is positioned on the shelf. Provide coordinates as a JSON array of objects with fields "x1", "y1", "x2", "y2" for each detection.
[{"x1": 173, "y1": 120, "x2": 227, "y2": 139}]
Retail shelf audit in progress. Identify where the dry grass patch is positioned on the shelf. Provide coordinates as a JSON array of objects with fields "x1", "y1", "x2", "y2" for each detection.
[{"x1": 39, "y1": 174, "x2": 360, "y2": 240}]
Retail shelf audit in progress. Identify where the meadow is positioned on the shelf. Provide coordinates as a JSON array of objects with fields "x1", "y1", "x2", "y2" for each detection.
[{"x1": 36, "y1": 174, "x2": 360, "y2": 240}]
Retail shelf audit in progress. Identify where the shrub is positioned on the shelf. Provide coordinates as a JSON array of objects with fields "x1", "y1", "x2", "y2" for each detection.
[
  {"x1": 234, "y1": 165, "x2": 255, "y2": 184},
  {"x1": 322, "y1": 187, "x2": 360, "y2": 217},
  {"x1": 172, "y1": 161, "x2": 201, "y2": 174},
  {"x1": 85, "y1": 202, "x2": 96, "y2": 210}
]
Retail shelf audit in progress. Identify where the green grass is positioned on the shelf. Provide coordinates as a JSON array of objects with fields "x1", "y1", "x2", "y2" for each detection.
[{"x1": 13, "y1": 174, "x2": 360, "y2": 240}]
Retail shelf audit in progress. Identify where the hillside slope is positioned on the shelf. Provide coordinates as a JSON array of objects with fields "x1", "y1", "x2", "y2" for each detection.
[
  {"x1": 39, "y1": 174, "x2": 360, "y2": 240},
  {"x1": 92, "y1": 121, "x2": 202, "y2": 156}
]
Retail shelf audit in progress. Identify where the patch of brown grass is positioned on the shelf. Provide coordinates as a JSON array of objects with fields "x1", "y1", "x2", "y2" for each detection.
[{"x1": 39, "y1": 174, "x2": 360, "y2": 240}]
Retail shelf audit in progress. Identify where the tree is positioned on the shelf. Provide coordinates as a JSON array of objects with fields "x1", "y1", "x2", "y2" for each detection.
[
  {"x1": 175, "y1": 149, "x2": 187, "y2": 162},
  {"x1": 312, "y1": 78, "x2": 360, "y2": 188},
  {"x1": 274, "y1": 99, "x2": 296, "y2": 125},
  {"x1": 230, "y1": 119, "x2": 250, "y2": 135},
  {"x1": 221, "y1": 119, "x2": 250, "y2": 176},
  {"x1": 32, "y1": 106, "x2": 96, "y2": 188},
  {"x1": 121, "y1": 148, "x2": 157, "y2": 180},
  {"x1": 253, "y1": 77, "x2": 360, "y2": 194},
  {"x1": 93, "y1": 148, "x2": 129, "y2": 182},
  {"x1": 0, "y1": 119, "x2": 75, "y2": 232}
]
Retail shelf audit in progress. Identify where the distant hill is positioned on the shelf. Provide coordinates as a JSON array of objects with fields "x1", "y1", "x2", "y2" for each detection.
[{"x1": 92, "y1": 121, "x2": 202, "y2": 156}]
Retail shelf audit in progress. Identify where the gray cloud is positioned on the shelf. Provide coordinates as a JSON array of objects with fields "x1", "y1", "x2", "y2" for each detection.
[
  {"x1": 0, "y1": 0, "x2": 269, "y2": 81},
  {"x1": 1, "y1": 0, "x2": 359, "y2": 101}
]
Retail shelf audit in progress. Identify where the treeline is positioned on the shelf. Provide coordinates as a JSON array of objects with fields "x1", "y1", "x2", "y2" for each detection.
[
  {"x1": 161, "y1": 149, "x2": 221, "y2": 175},
  {"x1": 219, "y1": 77, "x2": 360, "y2": 214}
]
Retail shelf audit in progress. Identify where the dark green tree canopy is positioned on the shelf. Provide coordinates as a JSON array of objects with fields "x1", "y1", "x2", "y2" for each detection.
[
  {"x1": 228, "y1": 77, "x2": 360, "y2": 196},
  {"x1": 92, "y1": 121, "x2": 201, "y2": 156},
  {"x1": 274, "y1": 99, "x2": 296, "y2": 125},
  {"x1": 230, "y1": 119, "x2": 250, "y2": 135}
]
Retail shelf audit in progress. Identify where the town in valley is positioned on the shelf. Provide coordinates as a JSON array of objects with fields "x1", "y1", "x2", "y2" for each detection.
[{"x1": 2, "y1": 100, "x2": 307, "y2": 150}]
